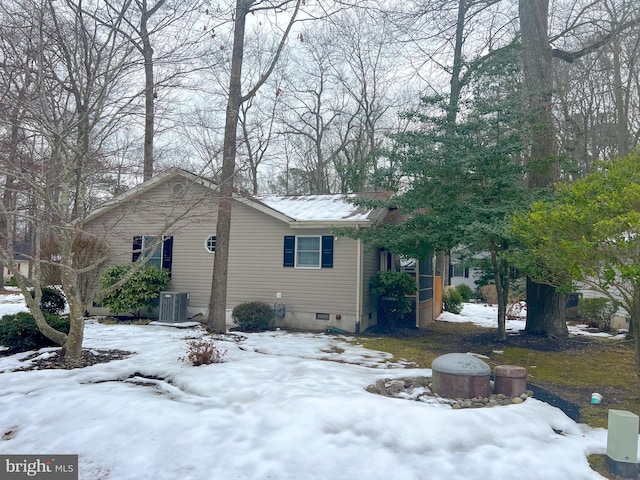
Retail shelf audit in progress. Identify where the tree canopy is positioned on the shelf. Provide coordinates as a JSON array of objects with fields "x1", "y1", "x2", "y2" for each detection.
[{"x1": 512, "y1": 150, "x2": 640, "y2": 375}]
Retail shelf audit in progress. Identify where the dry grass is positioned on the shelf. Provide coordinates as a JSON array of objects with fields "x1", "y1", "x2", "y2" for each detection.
[{"x1": 357, "y1": 322, "x2": 640, "y2": 429}]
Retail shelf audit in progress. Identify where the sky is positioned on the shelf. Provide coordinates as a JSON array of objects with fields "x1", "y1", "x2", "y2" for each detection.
[{"x1": 0, "y1": 293, "x2": 636, "y2": 480}]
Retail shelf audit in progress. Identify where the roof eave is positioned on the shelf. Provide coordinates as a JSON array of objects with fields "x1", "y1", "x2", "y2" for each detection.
[{"x1": 288, "y1": 220, "x2": 372, "y2": 229}]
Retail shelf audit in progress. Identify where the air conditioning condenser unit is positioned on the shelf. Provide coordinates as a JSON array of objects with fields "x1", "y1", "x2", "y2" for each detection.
[{"x1": 159, "y1": 291, "x2": 189, "y2": 322}]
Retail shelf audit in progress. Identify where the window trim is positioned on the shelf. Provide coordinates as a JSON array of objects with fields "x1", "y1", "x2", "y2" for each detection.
[
  {"x1": 283, "y1": 235, "x2": 333, "y2": 269},
  {"x1": 133, "y1": 235, "x2": 173, "y2": 273},
  {"x1": 204, "y1": 235, "x2": 216, "y2": 254},
  {"x1": 295, "y1": 235, "x2": 322, "y2": 269}
]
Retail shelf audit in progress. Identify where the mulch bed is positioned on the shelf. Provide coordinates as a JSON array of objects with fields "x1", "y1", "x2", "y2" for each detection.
[{"x1": 15, "y1": 349, "x2": 133, "y2": 370}]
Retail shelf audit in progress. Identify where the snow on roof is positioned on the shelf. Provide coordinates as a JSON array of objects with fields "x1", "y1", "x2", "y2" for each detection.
[{"x1": 254, "y1": 194, "x2": 375, "y2": 222}]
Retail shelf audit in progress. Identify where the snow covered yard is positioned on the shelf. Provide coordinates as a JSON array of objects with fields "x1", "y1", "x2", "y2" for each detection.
[{"x1": 0, "y1": 296, "x2": 633, "y2": 479}]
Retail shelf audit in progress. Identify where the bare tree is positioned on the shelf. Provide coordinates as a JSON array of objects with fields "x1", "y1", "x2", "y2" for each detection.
[
  {"x1": 0, "y1": 0, "x2": 138, "y2": 360},
  {"x1": 206, "y1": 0, "x2": 303, "y2": 333}
]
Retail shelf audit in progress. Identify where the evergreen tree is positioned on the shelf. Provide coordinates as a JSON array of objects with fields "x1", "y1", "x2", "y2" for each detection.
[{"x1": 360, "y1": 51, "x2": 535, "y2": 340}]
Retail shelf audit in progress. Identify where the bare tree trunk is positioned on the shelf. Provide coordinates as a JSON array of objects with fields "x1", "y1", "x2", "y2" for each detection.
[
  {"x1": 519, "y1": 0, "x2": 567, "y2": 337},
  {"x1": 491, "y1": 250, "x2": 509, "y2": 342},
  {"x1": 141, "y1": 0, "x2": 160, "y2": 181},
  {"x1": 206, "y1": 0, "x2": 249, "y2": 333},
  {"x1": 206, "y1": 0, "x2": 301, "y2": 331}
]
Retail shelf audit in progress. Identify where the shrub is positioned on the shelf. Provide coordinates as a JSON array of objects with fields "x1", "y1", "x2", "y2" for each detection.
[
  {"x1": 4, "y1": 276, "x2": 18, "y2": 287},
  {"x1": 180, "y1": 336, "x2": 226, "y2": 366},
  {"x1": 0, "y1": 311, "x2": 70, "y2": 352},
  {"x1": 443, "y1": 288, "x2": 463, "y2": 314},
  {"x1": 578, "y1": 297, "x2": 618, "y2": 332},
  {"x1": 30, "y1": 286, "x2": 66, "y2": 315},
  {"x1": 455, "y1": 284, "x2": 473, "y2": 302},
  {"x1": 232, "y1": 301, "x2": 275, "y2": 331},
  {"x1": 370, "y1": 271, "x2": 416, "y2": 316},
  {"x1": 100, "y1": 264, "x2": 170, "y2": 317}
]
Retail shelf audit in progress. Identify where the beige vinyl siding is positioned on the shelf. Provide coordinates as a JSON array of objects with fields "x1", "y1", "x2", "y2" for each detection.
[
  {"x1": 83, "y1": 180, "x2": 219, "y2": 308},
  {"x1": 84, "y1": 178, "x2": 362, "y2": 318},
  {"x1": 227, "y1": 201, "x2": 359, "y2": 316},
  {"x1": 361, "y1": 244, "x2": 379, "y2": 327}
]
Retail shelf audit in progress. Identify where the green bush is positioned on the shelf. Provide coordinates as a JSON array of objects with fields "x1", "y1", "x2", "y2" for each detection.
[
  {"x1": 443, "y1": 288, "x2": 463, "y2": 314},
  {"x1": 232, "y1": 301, "x2": 275, "y2": 331},
  {"x1": 455, "y1": 284, "x2": 473, "y2": 302},
  {"x1": 30, "y1": 286, "x2": 66, "y2": 315},
  {"x1": 578, "y1": 297, "x2": 618, "y2": 332},
  {"x1": 370, "y1": 271, "x2": 417, "y2": 316},
  {"x1": 4, "y1": 276, "x2": 18, "y2": 287},
  {"x1": 0, "y1": 311, "x2": 69, "y2": 352},
  {"x1": 100, "y1": 264, "x2": 170, "y2": 317}
]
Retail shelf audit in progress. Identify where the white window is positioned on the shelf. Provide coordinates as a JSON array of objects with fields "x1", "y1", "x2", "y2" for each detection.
[
  {"x1": 296, "y1": 236, "x2": 321, "y2": 268},
  {"x1": 451, "y1": 264, "x2": 469, "y2": 278},
  {"x1": 205, "y1": 235, "x2": 216, "y2": 253},
  {"x1": 143, "y1": 235, "x2": 162, "y2": 269}
]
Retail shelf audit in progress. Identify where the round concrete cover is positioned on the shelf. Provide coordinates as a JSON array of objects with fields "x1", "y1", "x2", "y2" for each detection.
[{"x1": 431, "y1": 353, "x2": 491, "y2": 376}]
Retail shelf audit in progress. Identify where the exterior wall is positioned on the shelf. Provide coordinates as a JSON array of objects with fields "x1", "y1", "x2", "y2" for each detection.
[
  {"x1": 84, "y1": 176, "x2": 368, "y2": 333},
  {"x1": 359, "y1": 244, "x2": 379, "y2": 332},
  {"x1": 226, "y1": 201, "x2": 360, "y2": 332},
  {"x1": 450, "y1": 267, "x2": 483, "y2": 290},
  {"x1": 3, "y1": 260, "x2": 28, "y2": 279},
  {"x1": 83, "y1": 179, "x2": 219, "y2": 318}
]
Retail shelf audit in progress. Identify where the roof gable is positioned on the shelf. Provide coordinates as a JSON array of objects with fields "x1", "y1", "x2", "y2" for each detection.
[{"x1": 83, "y1": 168, "x2": 384, "y2": 227}]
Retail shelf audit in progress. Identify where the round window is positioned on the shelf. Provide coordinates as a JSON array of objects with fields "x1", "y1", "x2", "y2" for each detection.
[{"x1": 205, "y1": 235, "x2": 216, "y2": 253}]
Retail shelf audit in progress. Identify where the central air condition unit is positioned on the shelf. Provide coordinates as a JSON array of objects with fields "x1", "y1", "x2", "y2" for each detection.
[{"x1": 159, "y1": 291, "x2": 189, "y2": 322}]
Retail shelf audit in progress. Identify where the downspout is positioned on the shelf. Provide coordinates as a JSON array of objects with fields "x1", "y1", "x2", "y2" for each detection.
[{"x1": 355, "y1": 233, "x2": 362, "y2": 334}]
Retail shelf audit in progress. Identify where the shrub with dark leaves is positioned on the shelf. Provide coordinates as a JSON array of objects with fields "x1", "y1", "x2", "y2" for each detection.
[{"x1": 0, "y1": 311, "x2": 69, "y2": 352}]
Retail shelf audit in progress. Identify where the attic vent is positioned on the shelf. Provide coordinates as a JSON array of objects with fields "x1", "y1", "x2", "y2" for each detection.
[{"x1": 172, "y1": 182, "x2": 186, "y2": 197}]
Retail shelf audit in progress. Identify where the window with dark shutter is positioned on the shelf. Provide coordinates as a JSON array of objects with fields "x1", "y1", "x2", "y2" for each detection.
[
  {"x1": 132, "y1": 236, "x2": 143, "y2": 262},
  {"x1": 283, "y1": 236, "x2": 295, "y2": 267},
  {"x1": 132, "y1": 235, "x2": 173, "y2": 273},
  {"x1": 284, "y1": 235, "x2": 334, "y2": 268},
  {"x1": 162, "y1": 236, "x2": 173, "y2": 272},
  {"x1": 321, "y1": 236, "x2": 333, "y2": 268}
]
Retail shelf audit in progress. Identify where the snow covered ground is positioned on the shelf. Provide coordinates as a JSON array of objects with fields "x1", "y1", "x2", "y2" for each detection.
[{"x1": 0, "y1": 295, "x2": 635, "y2": 479}]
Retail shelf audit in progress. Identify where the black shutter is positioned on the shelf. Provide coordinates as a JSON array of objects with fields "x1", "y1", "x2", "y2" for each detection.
[
  {"x1": 162, "y1": 236, "x2": 173, "y2": 272},
  {"x1": 321, "y1": 235, "x2": 334, "y2": 268},
  {"x1": 283, "y1": 236, "x2": 295, "y2": 267},
  {"x1": 132, "y1": 236, "x2": 142, "y2": 262},
  {"x1": 464, "y1": 268, "x2": 470, "y2": 278}
]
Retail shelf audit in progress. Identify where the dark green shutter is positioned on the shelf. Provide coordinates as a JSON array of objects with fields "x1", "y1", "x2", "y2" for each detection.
[
  {"x1": 283, "y1": 236, "x2": 295, "y2": 267},
  {"x1": 162, "y1": 236, "x2": 173, "y2": 272},
  {"x1": 132, "y1": 236, "x2": 142, "y2": 262},
  {"x1": 321, "y1": 236, "x2": 333, "y2": 268}
]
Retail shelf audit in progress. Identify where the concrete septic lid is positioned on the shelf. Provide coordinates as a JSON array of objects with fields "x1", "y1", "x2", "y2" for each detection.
[{"x1": 431, "y1": 353, "x2": 491, "y2": 376}]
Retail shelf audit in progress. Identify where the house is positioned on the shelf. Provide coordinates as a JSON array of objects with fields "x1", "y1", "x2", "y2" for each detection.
[
  {"x1": 82, "y1": 169, "x2": 439, "y2": 333},
  {"x1": 2, "y1": 241, "x2": 32, "y2": 280}
]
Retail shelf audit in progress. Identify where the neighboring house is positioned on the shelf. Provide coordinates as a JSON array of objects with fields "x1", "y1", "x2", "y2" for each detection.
[
  {"x1": 449, "y1": 251, "x2": 486, "y2": 291},
  {"x1": 2, "y1": 241, "x2": 32, "y2": 279},
  {"x1": 83, "y1": 169, "x2": 439, "y2": 333}
]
